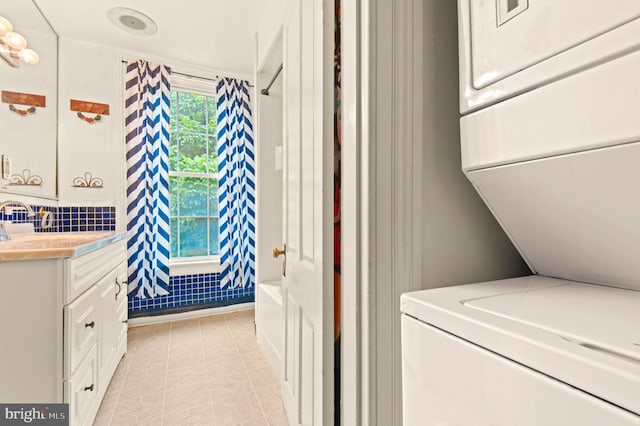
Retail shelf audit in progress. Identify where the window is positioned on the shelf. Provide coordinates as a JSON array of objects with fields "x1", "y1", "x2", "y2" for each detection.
[{"x1": 169, "y1": 89, "x2": 219, "y2": 259}]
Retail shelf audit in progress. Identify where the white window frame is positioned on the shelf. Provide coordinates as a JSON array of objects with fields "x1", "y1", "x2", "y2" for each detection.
[{"x1": 169, "y1": 74, "x2": 221, "y2": 276}]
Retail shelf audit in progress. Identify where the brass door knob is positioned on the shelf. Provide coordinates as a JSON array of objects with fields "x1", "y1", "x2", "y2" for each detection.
[{"x1": 273, "y1": 246, "x2": 286, "y2": 258}]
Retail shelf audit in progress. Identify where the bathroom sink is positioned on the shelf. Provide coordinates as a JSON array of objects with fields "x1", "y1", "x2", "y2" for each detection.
[
  {"x1": 0, "y1": 231, "x2": 130, "y2": 260},
  {"x1": 2, "y1": 223, "x2": 35, "y2": 235},
  {"x1": 11, "y1": 232, "x2": 102, "y2": 242}
]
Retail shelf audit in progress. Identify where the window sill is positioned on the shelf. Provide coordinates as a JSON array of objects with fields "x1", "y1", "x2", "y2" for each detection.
[{"x1": 170, "y1": 256, "x2": 221, "y2": 276}]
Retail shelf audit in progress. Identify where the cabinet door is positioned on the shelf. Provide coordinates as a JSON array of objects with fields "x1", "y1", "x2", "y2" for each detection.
[
  {"x1": 97, "y1": 269, "x2": 119, "y2": 385},
  {"x1": 64, "y1": 345, "x2": 98, "y2": 426},
  {"x1": 97, "y1": 261, "x2": 128, "y2": 387},
  {"x1": 64, "y1": 286, "x2": 99, "y2": 377}
]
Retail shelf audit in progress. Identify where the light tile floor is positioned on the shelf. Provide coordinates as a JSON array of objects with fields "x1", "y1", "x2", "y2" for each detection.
[{"x1": 94, "y1": 309, "x2": 289, "y2": 426}]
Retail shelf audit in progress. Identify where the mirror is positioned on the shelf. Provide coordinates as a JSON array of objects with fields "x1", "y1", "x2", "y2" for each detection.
[{"x1": 0, "y1": 0, "x2": 57, "y2": 200}]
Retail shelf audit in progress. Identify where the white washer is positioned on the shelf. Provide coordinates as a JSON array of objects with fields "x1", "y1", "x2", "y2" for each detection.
[
  {"x1": 402, "y1": 3, "x2": 640, "y2": 425},
  {"x1": 401, "y1": 276, "x2": 640, "y2": 426}
]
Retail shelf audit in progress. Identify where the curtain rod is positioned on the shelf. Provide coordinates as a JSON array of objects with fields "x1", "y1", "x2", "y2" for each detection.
[
  {"x1": 260, "y1": 63, "x2": 283, "y2": 96},
  {"x1": 120, "y1": 60, "x2": 254, "y2": 87}
]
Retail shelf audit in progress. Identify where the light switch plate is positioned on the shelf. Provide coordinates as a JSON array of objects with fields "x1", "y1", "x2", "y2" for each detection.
[{"x1": 1, "y1": 155, "x2": 11, "y2": 180}]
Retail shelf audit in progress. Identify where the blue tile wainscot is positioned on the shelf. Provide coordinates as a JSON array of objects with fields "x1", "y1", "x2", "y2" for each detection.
[
  {"x1": 0, "y1": 204, "x2": 253, "y2": 316},
  {"x1": 128, "y1": 273, "x2": 254, "y2": 317}
]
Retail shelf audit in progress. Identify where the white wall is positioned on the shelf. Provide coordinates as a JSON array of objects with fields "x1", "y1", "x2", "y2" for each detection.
[
  {"x1": 57, "y1": 38, "x2": 123, "y2": 213},
  {"x1": 419, "y1": 5, "x2": 528, "y2": 289},
  {"x1": 255, "y1": 73, "x2": 284, "y2": 284},
  {"x1": 256, "y1": 0, "x2": 288, "y2": 69},
  {"x1": 53, "y1": 37, "x2": 254, "y2": 230},
  {"x1": 365, "y1": 1, "x2": 530, "y2": 425}
]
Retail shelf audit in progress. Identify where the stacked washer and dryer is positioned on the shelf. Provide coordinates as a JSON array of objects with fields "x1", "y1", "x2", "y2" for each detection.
[{"x1": 401, "y1": 1, "x2": 640, "y2": 425}]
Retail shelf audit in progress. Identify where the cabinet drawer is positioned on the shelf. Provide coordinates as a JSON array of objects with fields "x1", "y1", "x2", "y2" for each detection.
[
  {"x1": 64, "y1": 285, "x2": 99, "y2": 377},
  {"x1": 64, "y1": 241, "x2": 126, "y2": 304},
  {"x1": 64, "y1": 345, "x2": 98, "y2": 426}
]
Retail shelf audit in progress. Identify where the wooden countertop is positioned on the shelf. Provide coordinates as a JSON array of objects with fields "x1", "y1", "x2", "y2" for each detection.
[{"x1": 0, "y1": 231, "x2": 129, "y2": 261}]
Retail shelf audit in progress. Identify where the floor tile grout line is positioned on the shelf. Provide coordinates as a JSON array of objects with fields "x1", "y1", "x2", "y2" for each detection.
[
  {"x1": 98, "y1": 311, "x2": 286, "y2": 425},
  {"x1": 157, "y1": 321, "x2": 173, "y2": 426},
  {"x1": 229, "y1": 312, "x2": 272, "y2": 425},
  {"x1": 251, "y1": 372, "x2": 272, "y2": 425},
  {"x1": 196, "y1": 315, "x2": 216, "y2": 412},
  {"x1": 106, "y1": 333, "x2": 138, "y2": 426},
  {"x1": 103, "y1": 341, "x2": 130, "y2": 426}
]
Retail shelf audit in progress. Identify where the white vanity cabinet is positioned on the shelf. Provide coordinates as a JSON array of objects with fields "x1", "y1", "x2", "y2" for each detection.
[{"x1": 0, "y1": 237, "x2": 127, "y2": 426}]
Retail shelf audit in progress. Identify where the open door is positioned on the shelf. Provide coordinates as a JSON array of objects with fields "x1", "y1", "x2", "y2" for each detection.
[{"x1": 273, "y1": 0, "x2": 333, "y2": 424}]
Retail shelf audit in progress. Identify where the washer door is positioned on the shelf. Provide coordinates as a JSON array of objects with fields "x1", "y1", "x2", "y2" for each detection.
[{"x1": 469, "y1": 0, "x2": 640, "y2": 90}]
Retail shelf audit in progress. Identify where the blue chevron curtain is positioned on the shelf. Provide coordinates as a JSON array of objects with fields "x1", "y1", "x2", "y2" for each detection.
[
  {"x1": 217, "y1": 77, "x2": 256, "y2": 289},
  {"x1": 125, "y1": 60, "x2": 171, "y2": 298}
]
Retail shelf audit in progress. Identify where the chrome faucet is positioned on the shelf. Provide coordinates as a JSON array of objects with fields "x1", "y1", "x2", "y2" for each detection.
[
  {"x1": 0, "y1": 223, "x2": 8, "y2": 241},
  {"x1": 0, "y1": 200, "x2": 36, "y2": 217}
]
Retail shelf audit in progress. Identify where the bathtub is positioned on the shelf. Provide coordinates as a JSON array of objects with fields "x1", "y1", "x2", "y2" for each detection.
[{"x1": 256, "y1": 281, "x2": 284, "y2": 378}]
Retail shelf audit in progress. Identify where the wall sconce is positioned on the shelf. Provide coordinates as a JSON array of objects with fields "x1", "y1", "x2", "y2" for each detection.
[{"x1": 0, "y1": 16, "x2": 39, "y2": 67}]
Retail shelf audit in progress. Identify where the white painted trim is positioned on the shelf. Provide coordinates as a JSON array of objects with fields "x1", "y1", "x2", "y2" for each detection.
[
  {"x1": 170, "y1": 73, "x2": 217, "y2": 97},
  {"x1": 341, "y1": 0, "x2": 362, "y2": 424},
  {"x1": 128, "y1": 302, "x2": 255, "y2": 327},
  {"x1": 169, "y1": 257, "x2": 221, "y2": 276},
  {"x1": 359, "y1": 0, "x2": 372, "y2": 422},
  {"x1": 364, "y1": 1, "x2": 424, "y2": 424}
]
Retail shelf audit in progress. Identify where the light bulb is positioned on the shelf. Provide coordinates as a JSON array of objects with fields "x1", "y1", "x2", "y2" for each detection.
[
  {"x1": 19, "y1": 48, "x2": 39, "y2": 65},
  {"x1": 4, "y1": 32, "x2": 27, "y2": 50},
  {"x1": 0, "y1": 17, "x2": 13, "y2": 36}
]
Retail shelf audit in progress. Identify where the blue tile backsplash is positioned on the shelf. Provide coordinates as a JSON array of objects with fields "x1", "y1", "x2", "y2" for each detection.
[
  {"x1": 0, "y1": 205, "x2": 116, "y2": 232},
  {"x1": 0, "y1": 203, "x2": 252, "y2": 316},
  {"x1": 128, "y1": 273, "x2": 255, "y2": 317}
]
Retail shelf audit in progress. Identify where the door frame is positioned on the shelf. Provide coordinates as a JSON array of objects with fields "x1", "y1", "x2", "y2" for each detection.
[
  {"x1": 341, "y1": 0, "x2": 422, "y2": 424},
  {"x1": 340, "y1": 0, "x2": 365, "y2": 424},
  {"x1": 254, "y1": 0, "x2": 336, "y2": 421}
]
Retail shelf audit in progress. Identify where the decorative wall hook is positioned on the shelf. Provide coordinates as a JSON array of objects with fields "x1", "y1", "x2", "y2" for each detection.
[
  {"x1": 9, "y1": 169, "x2": 42, "y2": 186},
  {"x1": 72, "y1": 172, "x2": 104, "y2": 188},
  {"x1": 77, "y1": 111, "x2": 101, "y2": 123},
  {"x1": 8, "y1": 104, "x2": 36, "y2": 116},
  {"x1": 2, "y1": 91, "x2": 46, "y2": 116},
  {"x1": 70, "y1": 99, "x2": 109, "y2": 124}
]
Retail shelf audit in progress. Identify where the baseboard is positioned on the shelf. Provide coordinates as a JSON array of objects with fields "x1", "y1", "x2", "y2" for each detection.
[
  {"x1": 128, "y1": 302, "x2": 255, "y2": 327},
  {"x1": 257, "y1": 330, "x2": 283, "y2": 379}
]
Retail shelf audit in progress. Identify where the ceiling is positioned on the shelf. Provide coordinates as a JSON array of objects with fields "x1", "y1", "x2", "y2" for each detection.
[
  {"x1": 3, "y1": 0, "x2": 52, "y2": 33},
  {"x1": 33, "y1": 0, "x2": 274, "y2": 76}
]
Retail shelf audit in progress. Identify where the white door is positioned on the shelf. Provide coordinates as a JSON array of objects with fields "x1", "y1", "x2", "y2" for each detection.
[{"x1": 278, "y1": 0, "x2": 332, "y2": 424}]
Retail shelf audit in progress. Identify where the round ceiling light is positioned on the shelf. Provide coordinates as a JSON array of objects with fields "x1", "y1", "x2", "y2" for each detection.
[{"x1": 107, "y1": 7, "x2": 157, "y2": 36}]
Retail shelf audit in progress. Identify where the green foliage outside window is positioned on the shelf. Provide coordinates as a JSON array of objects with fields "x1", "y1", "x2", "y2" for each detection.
[{"x1": 169, "y1": 90, "x2": 220, "y2": 258}]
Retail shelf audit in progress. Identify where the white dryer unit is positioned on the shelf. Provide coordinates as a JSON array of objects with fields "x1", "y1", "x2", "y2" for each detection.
[
  {"x1": 458, "y1": 0, "x2": 640, "y2": 113},
  {"x1": 402, "y1": 2, "x2": 640, "y2": 425}
]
